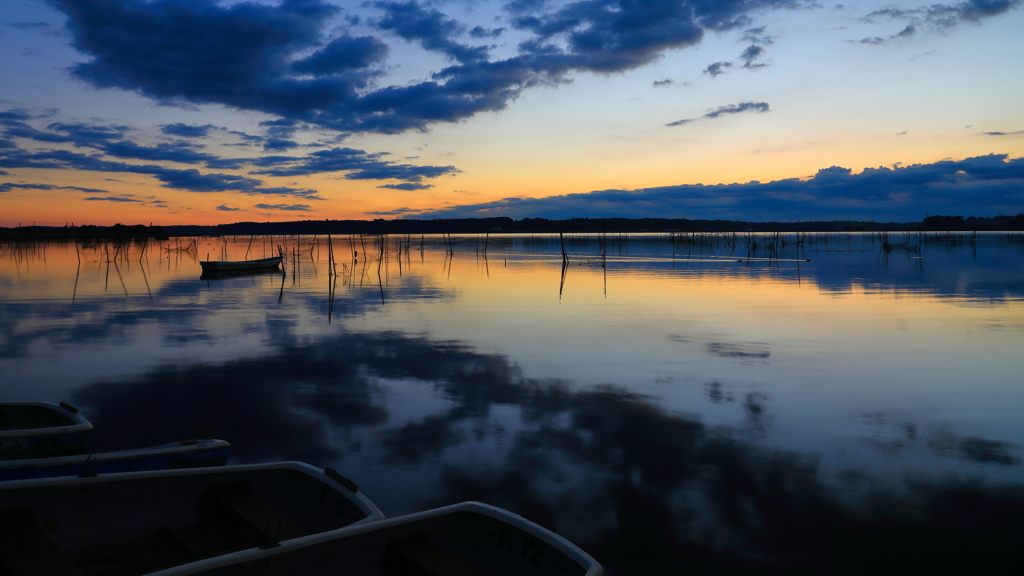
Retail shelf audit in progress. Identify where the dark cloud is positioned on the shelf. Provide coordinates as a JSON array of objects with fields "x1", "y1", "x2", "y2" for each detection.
[
  {"x1": 255, "y1": 203, "x2": 313, "y2": 211},
  {"x1": 0, "y1": 182, "x2": 110, "y2": 193},
  {"x1": 862, "y1": 0, "x2": 1021, "y2": 30},
  {"x1": 291, "y1": 35, "x2": 389, "y2": 74},
  {"x1": 84, "y1": 196, "x2": 142, "y2": 202},
  {"x1": 470, "y1": 26, "x2": 505, "y2": 39},
  {"x1": 378, "y1": 183, "x2": 433, "y2": 190},
  {"x1": 985, "y1": 131, "x2": 1024, "y2": 136},
  {"x1": 1, "y1": 114, "x2": 458, "y2": 190},
  {"x1": 667, "y1": 101, "x2": 769, "y2": 126},
  {"x1": 704, "y1": 101, "x2": 770, "y2": 118},
  {"x1": 2, "y1": 116, "x2": 245, "y2": 169},
  {"x1": 160, "y1": 123, "x2": 216, "y2": 138},
  {"x1": 6, "y1": 21, "x2": 53, "y2": 30},
  {"x1": 45, "y1": 0, "x2": 826, "y2": 135},
  {"x1": 854, "y1": 23, "x2": 917, "y2": 44},
  {"x1": 98, "y1": 139, "x2": 244, "y2": 169},
  {"x1": 704, "y1": 61, "x2": 732, "y2": 77},
  {"x1": 0, "y1": 145, "x2": 319, "y2": 198},
  {"x1": 503, "y1": 0, "x2": 547, "y2": 15},
  {"x1": 216, "y1": 204, "x2": 241, "y2": 211},
  {"x1": 250, "y1": 146, "x2": 458, "y2": 182},
  {"x1": 228, "y1": 130, "x2": 264, "y2": 145},
  {"x1": 376, "y1": 1, "x2": 490, "y2": 63},
  {"x1": 364, "y1": 207, "x2": 424, "y2": 215},
  {"x1": 408, "y1": 154, "x2": 1024, "y2": 222},
  {"x1": 740, "y1": 25, "x2": 774, "y2": 44},
  {"x1": 739, "y1": 44, "x2": 768, "y2": 69},
  {"x1": 652, "y1": 78, "x2": 674, "y2": 87},
  {"x1": 263, "y1": 138, "x2": 300, "y2": 151}
]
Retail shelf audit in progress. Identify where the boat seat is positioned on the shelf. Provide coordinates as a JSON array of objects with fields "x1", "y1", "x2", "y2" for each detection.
[
  {"x1": 383, "y1": 533, "x2": 485, "y2": 576},
  {"x1": 198, "y1": 481, "x2": 308, "y2": 547},
  {"x1": 0, "y1": 508, "x2": 84, "y2": 576}
]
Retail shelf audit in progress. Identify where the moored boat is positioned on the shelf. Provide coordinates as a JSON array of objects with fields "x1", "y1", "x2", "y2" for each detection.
[
  {"x1": 149, "y1": 501, "x2": 602, "y2": 576},
  {"x1": 0, "y1": 439, "x2": 230, "y2": 481},
  {"x1": 0, "y1": 402, "x2": 93, "y2": 460},
  {"x1": 199, "y1": 256, "x2": 283, "y2": 273},
  {"x1": 0, "y1": 462, "x2": 383, "y2": 576}
]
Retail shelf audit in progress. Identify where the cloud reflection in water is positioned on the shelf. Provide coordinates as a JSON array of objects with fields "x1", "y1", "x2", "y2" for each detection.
[{"x1": 71, "y1": 329, "x2": 1024, "y2": 575}]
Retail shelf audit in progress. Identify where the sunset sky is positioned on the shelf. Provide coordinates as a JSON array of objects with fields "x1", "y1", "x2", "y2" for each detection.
[{"x1": 1, "y1": 0, "x2": 1022, "y2": 226}]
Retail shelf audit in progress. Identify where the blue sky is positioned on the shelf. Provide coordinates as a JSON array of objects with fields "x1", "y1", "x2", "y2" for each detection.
[{"x1": 1, "y1": 0, "x2": 1022, "y2": 224}]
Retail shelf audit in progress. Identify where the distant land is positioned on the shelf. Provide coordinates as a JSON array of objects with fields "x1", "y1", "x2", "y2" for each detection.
[{"x1": 2, "y1": 215, "x2": 1023, "y2": 241}]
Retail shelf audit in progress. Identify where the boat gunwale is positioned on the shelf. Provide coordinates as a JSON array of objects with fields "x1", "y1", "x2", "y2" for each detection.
[
  {"x1": 0, "y1": 462, "x2": 380, "y2": 525},
  {"x1": 0, "y1": 401, "x2": 94, "y2": 439},
  {"x1": 0, "y1": 439, "x2": 230, "y2": 471},
  {"x1": 146, "y1": 500, "x2": 602, "y2": 576},
  {"x1": 199, "y1": 256, "x2": 283, "y2": 271}
]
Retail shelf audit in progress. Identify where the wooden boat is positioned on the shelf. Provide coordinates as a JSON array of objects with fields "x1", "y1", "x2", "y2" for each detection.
[
  {"x1": 0, "y1": 402, "x2": 93, "y2": 460},
  {"x1": 149, "y1": 501, "x2": 602, "y2": 576},
  {"x1": 0, "y1": 439, "x2": 230, "y2": 482},
  {"x1": 0, "y1": 462, "x2": 383, "y2": 576},
  {"x1": 199, "y1": 256, "x2": 282, "y2": 273}
]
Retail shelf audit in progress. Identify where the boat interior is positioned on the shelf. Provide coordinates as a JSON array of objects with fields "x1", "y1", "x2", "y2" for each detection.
[
  {"x1": 0, "y1": 405, "x2": 75, "y2": 432},
  {"x1": 195, "y1": 510, "x2": 589, "y2": 576},
  {"x1": 0, "y1": 468, "x2": 368, "y2": 576}
]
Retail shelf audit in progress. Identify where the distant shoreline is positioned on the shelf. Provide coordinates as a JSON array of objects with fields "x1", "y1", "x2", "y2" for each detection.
[{"x1": 1, "y1": 214, "x2": 1022, "y2": 240}]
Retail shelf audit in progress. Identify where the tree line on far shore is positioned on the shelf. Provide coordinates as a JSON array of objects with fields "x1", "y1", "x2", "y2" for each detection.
[{"x1": 2, "y1": 214, "x2": 1022, "y2": 241}]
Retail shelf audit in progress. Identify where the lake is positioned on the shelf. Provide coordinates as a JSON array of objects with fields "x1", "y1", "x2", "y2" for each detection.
[{"x1": 3, "y1": 231, "x2": 1024, "y2": 574}]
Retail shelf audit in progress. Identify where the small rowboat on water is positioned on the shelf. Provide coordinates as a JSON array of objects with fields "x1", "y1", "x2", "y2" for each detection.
[
  {"x1": 0, "y1": 439, "x2": 230, "y2": 482},
  {"x1": 199, "y1": 256, "x2": 283, "y2": 273},
  {"x1": 0, "y1": 402, "x2": 93, "y2": 460},
  {"x1": 151, "y1": 501, "x2": 603, "y2": 576},
  {"x1": 0, "y1": 462, "x2": 383, "y2": 576}
]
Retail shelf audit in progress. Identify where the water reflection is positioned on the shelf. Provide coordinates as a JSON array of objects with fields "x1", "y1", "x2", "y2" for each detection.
[
  {"x1": 60, "y1": 327, "x2": 1024, "y2": 574},
  {"x1": 3, "y1": 234, "x2": 1024, "y2": 574}
]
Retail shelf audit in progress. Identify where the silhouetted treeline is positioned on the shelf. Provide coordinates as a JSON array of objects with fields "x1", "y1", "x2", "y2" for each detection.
[
  {"x1": 4, "y1": 214, "x2": 1021, "y2": 240},
  {"x1": 162, "y1": 214, "x2": 1024, "y2": 236},
  {"x1": 0, "y1": 223, "x2": 167, "y2": 241}
]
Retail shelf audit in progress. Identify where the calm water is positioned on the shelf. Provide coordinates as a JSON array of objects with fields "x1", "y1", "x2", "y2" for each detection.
[{"x1": 3, "y1": 232, "x2": 1024, "y2": 574}]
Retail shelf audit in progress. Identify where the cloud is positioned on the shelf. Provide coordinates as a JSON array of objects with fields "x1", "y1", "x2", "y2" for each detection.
[
  {"x1": 407, "y1": 154, "x2": 1024, "y2": 222},
  {"x1": 251, "y1": 147, "x2": 458, "y2": 182},
  {"x1": 291, "y1": 35, "x2": 389, "y2": 74},
  {"x1": 704, "y1": 101, "x2": 770, "y2": 118},
  {"x1": 45, "y1": 0, "x2": 827, "y2": 135},
  {"x1": 469, "y1": 26, "x2": 505, "y2": 39},
  {"x1": 6, "y1": 21, "x2": 53, "y2": 30},
  {"x1": 0, "y1": 114, "x2": 459, "y2": 192},
  {"x1": 263, "y1": 138, "x2": 300, "y2": 151},
  {"x1": 216, "y1": 204, "x2": 241, "y2": 211},
  {"x1": 375, "y1": 1, "x2": 490, "y2": 63},
  {"x1": 704, "y1": 61, "x2": 732, "y2": 77},
  {"x1": 0, "y1": 145, "x2": 320, "y2": 198},
  {"x1": 378, "y1": 182, "x2": 434, "y2": 190},
  {"x1": 160, "y1": 123, "x2": 216, "y2": 138},
  {"x1": 740, "y1": 25, "x2": 774, "y2": 45},
  {"x1": 84, "y1": 196, "x2": 142, "y2": 202},
  {"x1": 254, "y1": 203, "x2": 313, "y2": 211},
  {"x1": 985, "y1": 131, "x2": 1024, "y2": 136},
  {"x1": 364, "y1": 207, "x2": 425, "y2": 215},
  {"x1": 861, "y1": 0, "x2": 1021, "y2": 30},
  {"x1": 667, "y1": 101, "x2": 770, "y2": 126},
  {"x1": 652, "y1": 78, "x2": 675, "y2": 87},
  {"x1": 854, "y1": 24, "x2": 917, "y2": 44},
  {"x1": 0, "y1": 182, "x2": 110, "y2": 193},
  {"x1": 739, "y1": 44, "x2": 768, "y2": 69}
]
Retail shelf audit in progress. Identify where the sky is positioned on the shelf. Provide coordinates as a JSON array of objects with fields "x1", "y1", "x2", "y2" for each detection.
[{"x1": 1, "y1": 0, "x2": 1022, "y2": 225}]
